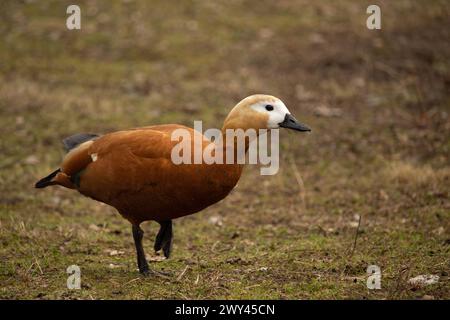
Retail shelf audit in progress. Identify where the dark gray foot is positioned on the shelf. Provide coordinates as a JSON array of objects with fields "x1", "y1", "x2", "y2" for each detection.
[
  {"x1": 154, "y1": 220, "x2": 173, "y2": 258},
  {"x1": 142, "y1": 269, "x2": 172, "y2": 278}
]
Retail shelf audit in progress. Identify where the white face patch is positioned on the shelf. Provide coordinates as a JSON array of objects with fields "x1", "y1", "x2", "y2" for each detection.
[
  {"x1": 250, "y1": 99, "x2": 291, "y2": 129},
  {"x1": 91, "y1": 153, "x2": 98, "y2": 162}
]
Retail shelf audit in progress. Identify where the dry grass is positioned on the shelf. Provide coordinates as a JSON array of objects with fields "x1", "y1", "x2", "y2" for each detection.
[{"x1": 383, "y1": 162, "x2": 450, "y2": 187}]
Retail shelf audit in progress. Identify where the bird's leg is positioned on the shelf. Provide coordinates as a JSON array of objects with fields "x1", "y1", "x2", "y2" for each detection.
[
  {"x1": 132, "y1": 224, "x2": 149, "y2": 275},
  {"x1": 154, "y1": 220, "x2": 173, "y2": 258}
]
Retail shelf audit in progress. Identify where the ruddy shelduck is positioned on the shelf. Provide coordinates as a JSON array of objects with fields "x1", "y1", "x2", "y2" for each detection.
[{"x1": 35, "y1": 94, "x2": 310, "y2": 275}]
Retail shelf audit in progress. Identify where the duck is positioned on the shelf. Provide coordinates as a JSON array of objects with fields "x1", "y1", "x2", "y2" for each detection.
[{"x1": 35, "y1": 94, "x2": 311, "y2": 275}]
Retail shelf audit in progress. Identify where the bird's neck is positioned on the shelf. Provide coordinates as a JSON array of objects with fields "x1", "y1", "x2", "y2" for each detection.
[{"x1": 220, "y1": 123, "x2": 258, "y2": 164}]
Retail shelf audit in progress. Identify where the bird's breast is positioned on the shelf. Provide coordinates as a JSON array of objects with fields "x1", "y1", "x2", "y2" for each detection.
[{"x1": 80, "y1": 159, "x2": 242, "y2": 223}]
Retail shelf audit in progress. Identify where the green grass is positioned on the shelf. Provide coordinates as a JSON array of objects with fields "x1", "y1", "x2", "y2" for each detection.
[{"x1": 0, "y1": 0, "x2": 449, "y2": 299}]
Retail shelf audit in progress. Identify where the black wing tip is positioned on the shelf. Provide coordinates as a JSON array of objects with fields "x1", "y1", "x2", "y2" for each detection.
[{"x1": 35, "y1": 168, "x2": 60, "y2": 188}]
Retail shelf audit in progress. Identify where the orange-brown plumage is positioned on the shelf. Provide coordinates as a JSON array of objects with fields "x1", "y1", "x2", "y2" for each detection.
[
  {"x1": 77, "y1": 125, "x2": 243, "y2": 224},
  {"x1": 35, "y1": 94, "x2": 310, "y2": 275}
]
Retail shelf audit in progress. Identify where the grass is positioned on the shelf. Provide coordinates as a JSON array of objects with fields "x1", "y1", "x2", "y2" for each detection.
[{"x1": 0, "y1": 0, "x2": 449, "y2": 299}]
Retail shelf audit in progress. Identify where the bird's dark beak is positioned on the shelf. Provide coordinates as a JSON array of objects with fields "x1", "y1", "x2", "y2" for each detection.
[{"x1": 279, "y1": 114, "x2": 311, "y2": 132}]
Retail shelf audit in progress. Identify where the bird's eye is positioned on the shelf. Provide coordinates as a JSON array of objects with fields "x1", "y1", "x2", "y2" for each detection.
[{"x1": 265, "y1": 105, "x2": 274, "y2": 111}]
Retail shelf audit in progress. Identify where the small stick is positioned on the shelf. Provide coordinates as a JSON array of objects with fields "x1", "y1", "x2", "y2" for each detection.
[
  {"x1": 245, "y1": 284, "x2": 261, "y2": 290},
  {"x1": 211, "y1": 241, "x2": 220, "y2": 252},
  {"x1": 177, "y1": 265, "x2": 189, "y2": 281},
  {"x1": 123, "y1": 278, "x2": 140, "y2": 286},
  {"x1": 289, "y1": 156, "x2": 306, "y2": 209},
  {"x1": 34, "y1": 257, "x2": 44, "y2": 275},
  {"x1": 194, "y1": 274, "x2": 200, "y2": 285},
  {"x1": 349, "y1": 215, "x2": 362, "y2": 258}
]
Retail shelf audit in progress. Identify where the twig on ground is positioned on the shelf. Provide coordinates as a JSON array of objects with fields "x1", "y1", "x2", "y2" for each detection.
[
  {"x1": 349, "y1": 215, "x2": 362, "y2": 258},
  {"x1": 289, "y1": 156, "x2": 306, "y2": 209},
  {"x1": 123, "y1": 277, "x2": 141, "y2": 286},
  {"x1": 177, "y1": 265, "x2": 189, "y2": 281},
  {"x1": 194, "y1": 274, "x2": 200, "y2": 285}
]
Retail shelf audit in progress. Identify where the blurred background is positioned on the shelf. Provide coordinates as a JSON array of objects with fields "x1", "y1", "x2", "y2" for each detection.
[{"x1": 0, "y1": 0, "x2": 449, "y2": 299}]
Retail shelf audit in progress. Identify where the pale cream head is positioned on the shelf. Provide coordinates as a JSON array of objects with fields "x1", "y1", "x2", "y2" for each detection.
[{"x1": 222, "y1": 94, "x2": 311, "y2": 132}]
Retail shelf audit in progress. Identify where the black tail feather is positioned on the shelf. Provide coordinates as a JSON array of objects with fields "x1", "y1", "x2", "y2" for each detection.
[{"x1": 35, "y1": 169, "x2": 61, "y2": 188}]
